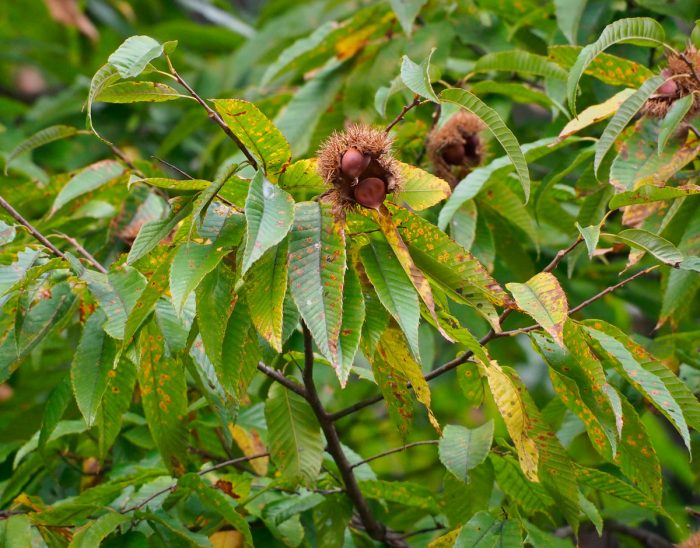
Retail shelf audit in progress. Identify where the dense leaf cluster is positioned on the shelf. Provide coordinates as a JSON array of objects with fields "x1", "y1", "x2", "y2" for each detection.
[{"x1": 1, "y1": 1, "x2": 699, "y2": 546}]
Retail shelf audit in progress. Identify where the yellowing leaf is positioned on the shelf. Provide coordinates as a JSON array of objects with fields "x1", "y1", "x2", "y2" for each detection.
[
  {"x1": 484, "y1": 361, "x2": 539, "y2": 481},
  {"x1": 229, "y1": 424, "x2": 269, "y2": 476},
  {"x1": 213, "y1": 99, "x2": 291, "y2": 180},
  {"x1": 376, "y1": 327, "x2": 440, "y2": 433},
  {"x1": 507, "y1": 273, "x2": 568, "y2": 346},
  {"x1": 558, "y1": 88, "x2": 635, "y2": 141},
  {"x1": 393, "y1": 161, "x2": 451, "y2": 210}
]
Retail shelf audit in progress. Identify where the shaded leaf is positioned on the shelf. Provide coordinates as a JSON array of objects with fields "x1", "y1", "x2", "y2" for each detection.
[
  {"x1": 567, "y1": 18, "x2": 666, "y2": 115},
  {"x1": 5, "y1": 125, "x2": 83, "y2": 173},
  {"x1": 265, "y1": 381, "x2": 323, "y2": 486},
  {"x1": 474, "y1": 50, "x2": 567, "y2": 80},
  {"x1": 137, "y1": 320, "x2": 188, "y2": 475},
  {"x1": 439, "y1": 422, "x2": 494, "y2": 482},
  {"x1": 52, "y1": 160, "x2": 125, "y2": 214},
  {"x1": 604, "y1": 228, "x2": 683, "y2": 267},
  {"x1": 389, "y1": 0, "x2": 427, "y2": 35},
  {"x1": 441, "y1": 88, "x2": 530, "y2": 201},
  {"x1": 69, "y1": 511, "x2": 130, "y2": 548}
]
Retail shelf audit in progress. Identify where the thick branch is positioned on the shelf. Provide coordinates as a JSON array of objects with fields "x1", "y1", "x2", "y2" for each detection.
[
  {"x1": 166, "y1": 57, "x2": 259, "y2": 170},
  {"x1": 300, "y1": 323, "x2": 393, "y2": 544}
]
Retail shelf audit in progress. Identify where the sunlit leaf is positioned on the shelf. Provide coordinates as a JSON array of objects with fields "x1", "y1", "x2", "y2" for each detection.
[
  {"x1": 658, "y1": 94, "x2": 694, "y2": 154},
  {"x1": 507, "y1": 273, "x2": 568, "y2": 346},
  {"x1": 393, "y1": 161, "x2": 451, "y2": 210},
  {"x1": 558, "y1": 89, "x2": 634, "y2": 141},
  {"x1": 241, "y1": 171, "x2": 294, "y2": 274},
  {"x1": 51, "y1": 160, "x2": 125, "y2": 214},
  {"x1": 401, "y1": 49, "x2": 438, "y2": 102},
  {"x1": 550, "y1": 45, "x2": 653, "y2": 87},
  {"x1": 288, "y1": 202, "x2": 346, "y2": 375},
  {"x1": 603, "y1": 228, "x2": 683, "y2": 266},
  {"x1": 213, "y1": 99, "x2": 292, "y2": 180},
  {"x1": 96, "y1": 81, "x2": 185, "y2": 103}
]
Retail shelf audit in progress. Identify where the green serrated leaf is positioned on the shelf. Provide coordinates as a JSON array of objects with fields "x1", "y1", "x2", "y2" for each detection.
[
  {"x1": 96, "y1": 81, "x2": 185, "y2": 103},
  {"x1": 658, "y1": 94, "x2": 694, "y2": 154},
  {"x1": 288, "y1": 202, "x2": 346, "y2": 374},
  {"x1": 440, "y1": 88, "x2": 531, "y2": 201},
  {"x1": 71, "y1": 309, "x2": 116, "y2": 427},
  {"x1": 170, "y1": 242, "x2": 228, "y2": 314},
  {"x1": 604, "y1": 228, "x2": 683, "y2": 267},
  {"x1": 69, "y1": 511, "x2": 131, "y2": 548},
  {"x1": 439, "y1": 422, "x2": 494, "y2": 482},
  {"x1": 507, "y1": 273, "x2": 568, "y2": 346},
  {"x1": 474, "y1": 50, "x2": 567, "y2": 80},
  {"x1": 242, "y1": 171, "x2": 294, "y2": 274},
  {"x1": 567, "y1": 18, "x2": 666, "y2": 115},
  {"x1": 108, "y1": 35, "x2": 164, "y2": 78},
  {"x1": 595, "y1": 75, "x2": 666, "y2": 173},
  {"x1": 336, "y1": 264, "x2": 365, "y2": 386},
  {"x1": 401, "y1": 49, "x2": 438, "y2": 102},
  {"x1": 265, "y1": 381, "x2": 323, "y2": 486},
  {"x1": 138, "y1": 320, "x2": 188, "y2": 475},
  {"x1": 51, "y1": 160, "x2": 125, "y2": 214}
]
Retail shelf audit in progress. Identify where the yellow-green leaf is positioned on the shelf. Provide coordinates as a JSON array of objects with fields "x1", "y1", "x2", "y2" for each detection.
[
  {"x1": 393, "y1": 161, "x2": 451, "y2": 210},
  {"x1": 506, "y1": 272, "x2": 568, "y2": 347}
]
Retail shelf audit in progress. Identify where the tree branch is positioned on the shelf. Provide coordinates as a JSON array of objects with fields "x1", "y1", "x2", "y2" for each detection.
[
  {"x1": 350, "y1": 440, "x2": 438, "y2": 469},
  {"x1": 49, "y1": 232, "x2": 107, "y2": 274},
  {"x1": 385, "y1": 95, "x2": 424, "y2": 133},
  {"x1": 165, "y1": 56, "x2": 259, "y2": 170},
  {"x1": 256, "y1": 362, "x2": 307, "y2": 398},
  {"x1": 0, "y1": 195, "x2": 110, "y2": 274},
  {"x1": 120, "y1": 452, "x2": 269, "y2": 514},
  {"x1": 299, "y1": 323, "x2": 398, "y2": 545}
]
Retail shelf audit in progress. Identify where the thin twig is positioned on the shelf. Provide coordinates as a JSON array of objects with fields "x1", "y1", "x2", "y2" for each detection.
[
  {"x1": 165, "y1": 56, "x2": 259, "y2": 170},
  {"x1": 385, "y1": 95, "x2": 423, "y2": 133},
  {"x1": 0, "y1": 195, "x2": 68, "y2": 261},
  {"x1": 120, "y1": 452, "x2": 269, "y2": 514},
  {"x1": 107, "y1": 143, "x2": 144, "y2": 178},
  {"x1": 678, "y1": 52, "x2": 700, "y2": 87},
  {"x1": 350, "y1": 440, "x2": 438, "y2": 469},
  {"x1": 299, "y1": 323, "x2": 398, "y2": 545},
  {"x1": 152, "y1": 155, "x2": 195, "y2": 180},
  {"x1": 49, "y1": 232, "x2": 107, "y2": 274}
]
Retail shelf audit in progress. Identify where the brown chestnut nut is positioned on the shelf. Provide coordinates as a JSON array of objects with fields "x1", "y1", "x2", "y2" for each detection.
[
  {"x1": 341, "y1": 148, "x2": 371, "y2": 179},
  {"x1": 442, "y1": 143, "x2": 466, "y2": 166},
  {"x1": 353, "y1": 177, "x2": 386, "y2": 209}
]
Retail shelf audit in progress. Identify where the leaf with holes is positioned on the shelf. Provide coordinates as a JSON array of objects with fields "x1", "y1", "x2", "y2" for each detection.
[
  {"x1": 288, "y1": 202, "x2": 345, "y2": 375},
  {"x1": 440, "y1": 88, "x2": 530, "y2": 201},
  {"x1": 439, "y1": 422, "x2": 494, "y2": 483},
  {"x1": 213, "y1": 99, "x2": 291, "y2": 179},
  {"x1": 246, "y1": 240, "x2": 288, "y2": 353},
  {"x1": 265, "y1": 381, "x2": 323, "y2": 486},
  {"x1": 507, "y1": 273, "x2": 568, "y2": 347},
  {"x1": 242, "y1": 171, "x2": 294, "y2": 275},
  {"x1": 137, "y1": 320, "x2": 188, "y2": 475},
  {"x1": 567, "y1": 17, "x2": 666, "y2": 115}
]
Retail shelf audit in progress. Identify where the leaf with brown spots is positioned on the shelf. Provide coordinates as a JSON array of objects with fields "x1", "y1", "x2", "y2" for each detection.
[
  {"x1": 288, "y1": 202, "x2": 346, "y2": 379},
  {"x1": 178, "y1": 474, "x2": 253, "y2": 546},
  {"x1": 137, "y1": 319, "x2": 188, "y2": 475},
  {"x1": 229, "y1": 424, "x2": 269, "y2": 476},
  {"x1": 213, "y1": 99, "x2": 291, "y2": 181},
  {"x1": 372, "y1": 206, "x2": 452, "y2": 342},
  {"x1": 335, "y1": 264, "x2": 365, "y2": 386},
  {"x1": 507, "y1": 272, "x2": 568, "y2": 347}
]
